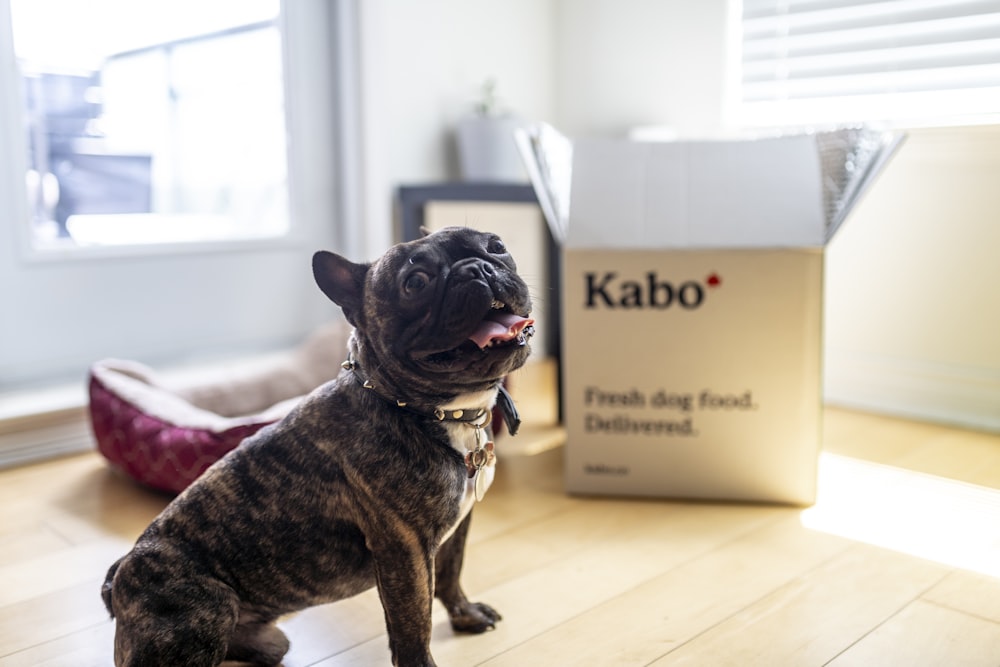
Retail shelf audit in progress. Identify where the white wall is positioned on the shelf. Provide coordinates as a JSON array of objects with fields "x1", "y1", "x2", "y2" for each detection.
[
  {"x1": 824, "y1": 125, "x2": 1000, "y2": 431},
  {"x1": 552, "y1": 0, "x2": 731, "y2": 138},
  {"x1": 354, "y1": 0, "x2": 557, "y2": 260},
  {"x1": 0, "y1": 246, "x2": 341, "y2": 386}
]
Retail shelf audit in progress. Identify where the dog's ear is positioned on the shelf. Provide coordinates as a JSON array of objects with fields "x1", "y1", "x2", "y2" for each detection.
[{"x1": 312, "y1": 250, "x2": 368, "y2": 325}]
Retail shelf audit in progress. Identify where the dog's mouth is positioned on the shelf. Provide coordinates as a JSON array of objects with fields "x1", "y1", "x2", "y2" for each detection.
[
  {"x1": 468, "y1": 299, "x2": 535, "y2": 349},
  {"x1": 422, "y1": 299, "x2": 535, "y2": 367}
]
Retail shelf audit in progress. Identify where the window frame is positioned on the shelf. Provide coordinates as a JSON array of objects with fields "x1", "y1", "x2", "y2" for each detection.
[{"x1": 0, "y1": 0, "x2": 350, "y2": 264}]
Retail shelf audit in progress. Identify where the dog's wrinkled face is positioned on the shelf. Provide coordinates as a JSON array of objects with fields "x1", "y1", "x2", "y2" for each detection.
[{"x1": 313, "y1": 227, "x2": 534, "y2": 394}]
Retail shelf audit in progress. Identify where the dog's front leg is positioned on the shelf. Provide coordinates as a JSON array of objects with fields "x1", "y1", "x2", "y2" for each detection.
[
  {"x1": 434, "y1": 512, "x2": 502, "y2": 633},
  {"x1": 371, "y1": 540, "x2": 437, "y2": 667}
]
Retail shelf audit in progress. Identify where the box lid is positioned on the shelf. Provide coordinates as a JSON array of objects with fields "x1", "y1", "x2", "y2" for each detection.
[{"x1": 516, "y1": 125, "x2": 904, "y2": 250}]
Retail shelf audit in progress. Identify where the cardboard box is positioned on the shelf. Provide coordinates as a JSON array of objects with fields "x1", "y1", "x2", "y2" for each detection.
[{"x1": 519, "y1": 126, "x2": 902, "y2": 504}]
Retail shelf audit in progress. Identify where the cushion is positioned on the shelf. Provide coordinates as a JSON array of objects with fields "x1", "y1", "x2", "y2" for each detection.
[{"x1": 90, "y1": 323, "x2": 348, "y2": 493}]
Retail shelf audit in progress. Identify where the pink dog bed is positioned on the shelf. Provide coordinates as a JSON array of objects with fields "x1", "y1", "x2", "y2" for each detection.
[{"x1": 90, "y1": 324, "x2": 348, "y2": 493}]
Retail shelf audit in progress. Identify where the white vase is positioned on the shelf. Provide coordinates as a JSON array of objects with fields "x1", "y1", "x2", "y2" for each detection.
[{"x1": 455, "y1": 115, "x2": 529, "y2": 183}]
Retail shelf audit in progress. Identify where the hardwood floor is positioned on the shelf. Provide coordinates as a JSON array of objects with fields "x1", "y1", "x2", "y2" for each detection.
[{"x1": 2, "y1": 407, "x2": 1000, "y2": 666}]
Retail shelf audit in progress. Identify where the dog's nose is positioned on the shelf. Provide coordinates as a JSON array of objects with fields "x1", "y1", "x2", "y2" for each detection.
[{"x1": 455, "y1": 259, "x2": 495, "y2": 282}]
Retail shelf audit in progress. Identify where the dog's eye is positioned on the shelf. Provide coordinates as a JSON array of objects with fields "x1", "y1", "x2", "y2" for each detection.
[
  {"x1": 403, "y1": 271, "x2": 430, "y2": 294},
  {"x1": 486, "y1": 237, "x2": 506, "y2": 254}
]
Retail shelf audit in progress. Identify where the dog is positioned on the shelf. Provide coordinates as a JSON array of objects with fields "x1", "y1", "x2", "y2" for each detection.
[{"x1": 101, "y1": 227, "x2": 535, "y2": 666}]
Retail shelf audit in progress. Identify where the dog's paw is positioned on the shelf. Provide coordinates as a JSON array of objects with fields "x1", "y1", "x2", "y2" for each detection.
[
  {"x1": 447, "y1": 601, "x2": 502, "y2": 634},
  {"x1": 225, "y1": 622, "x2": 290, "y2": 666}
]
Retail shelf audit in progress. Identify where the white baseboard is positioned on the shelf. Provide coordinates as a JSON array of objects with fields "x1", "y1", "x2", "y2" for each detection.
[
  {"x1": 824, "y1": 349, "x2": 1000, "y2": 433},
  {"x1": 0, "y1": 380, "x2": 92, "y2": 468},
  {"x1": 0, "y1": 410, "x2": 93, "y2": 468}
]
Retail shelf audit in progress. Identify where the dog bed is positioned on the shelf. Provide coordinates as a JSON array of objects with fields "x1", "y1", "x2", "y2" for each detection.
[{"x1": 90, "y1": 324, "x2": 348, "y2": 493}]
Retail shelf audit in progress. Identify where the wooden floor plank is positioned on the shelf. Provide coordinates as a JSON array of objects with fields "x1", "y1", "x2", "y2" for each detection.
[
  {"x1": 802, "y1": 453, "x2": 1000, "y2": 578},
  {"x1": 0, "y1": 523, "x2": 70, "y2": 569},
  {"x1": 828, "y1": 600, "x2": 1000, "y2": 667},
  {"x1": 649, "y1": 544, "x2": 949, "y2": 666},
  {"x1": 0, "y1": 622, "x2": 113, "y2": 667},
  {"x1": 894, "y1": 429, "x2": 1000, "y2": 489},
  {"x1": 461, "y1": 498, "x2": 690, "y2": 594},
  {"x1": 0, "y1": 539, "x2": 128, "y2": 608},
  {"x1": 820, "y1": 407, "x2": 950, "y2": 465},
  {"x1": 923, "y1": 570, "x2": 1000, "y2": 625},
  {"x1": 0, "y1": 579, "x2": 108, "y2": 658},
  {"x1": 479, "y1": 514, "x2": 851, "y2": 666},
  {"x1": 0, "y1": 456, "x2": 106, "y2": 536}
]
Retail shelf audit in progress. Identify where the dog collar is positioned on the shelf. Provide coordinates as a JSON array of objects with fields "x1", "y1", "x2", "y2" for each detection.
[{"x1": 342, "y1": 357, "x2": 521, "y2": 436}]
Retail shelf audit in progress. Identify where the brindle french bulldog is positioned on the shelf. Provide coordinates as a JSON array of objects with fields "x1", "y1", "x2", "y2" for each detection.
[{"x1": 101, "y1": 227, "x2": 535, "y2": 666}]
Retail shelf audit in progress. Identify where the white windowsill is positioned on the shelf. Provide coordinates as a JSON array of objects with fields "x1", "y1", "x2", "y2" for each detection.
[{"x1": 24, "y1": 228, "x2": 307, "y2": 264}]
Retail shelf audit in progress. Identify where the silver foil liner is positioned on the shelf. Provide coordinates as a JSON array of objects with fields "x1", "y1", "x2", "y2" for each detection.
[{"x1": 814, "y1": 127, "x2": 904, "y2": 239}]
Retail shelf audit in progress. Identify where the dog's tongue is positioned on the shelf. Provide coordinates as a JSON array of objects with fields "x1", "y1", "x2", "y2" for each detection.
[{"x1": 469, "y1": 311, "x2": 534, "y2": 349}]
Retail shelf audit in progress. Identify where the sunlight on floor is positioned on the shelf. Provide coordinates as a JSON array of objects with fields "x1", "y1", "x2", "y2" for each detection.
[{"x1": 801, "y1": 452, "x2": 1000, "y2": 578}]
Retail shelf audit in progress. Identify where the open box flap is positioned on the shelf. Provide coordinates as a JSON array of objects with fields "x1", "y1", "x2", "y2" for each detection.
[
  {"x1": 817, "y1": 128, "x2": 907, "y2": 243},
  {"x1": 567, "y1": 135, "x2": 826, "y2": 249},
  {"x1": 518, "y1": 124, "x2": 904, "y2": 250},
  {"x1": 514, "y1": 124, "x2": 572, "y2": 244}
]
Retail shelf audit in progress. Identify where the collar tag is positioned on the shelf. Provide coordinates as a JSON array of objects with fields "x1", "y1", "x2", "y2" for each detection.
[{"x1": 466, "y1": 428, "x2": 496, "y2": 502}]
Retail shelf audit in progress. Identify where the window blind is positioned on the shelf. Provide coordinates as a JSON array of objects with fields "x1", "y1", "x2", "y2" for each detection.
[{"x1": 740, "y1": 0, "x2": 1000, "y2": 127}]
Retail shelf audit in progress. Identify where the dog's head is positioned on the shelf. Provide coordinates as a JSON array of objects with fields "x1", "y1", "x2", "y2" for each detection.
[{"x1": 313, "y1": 227, "x2": 534, "y2": 399}]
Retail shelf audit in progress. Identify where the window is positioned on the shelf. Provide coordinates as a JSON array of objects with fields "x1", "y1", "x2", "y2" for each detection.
[
  {"x1": 739, "y1": 0, "x2": 1000, "y2": 128},
  {"x1": 10, "y1": 0, "x2": 289, "y2": 247}
]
